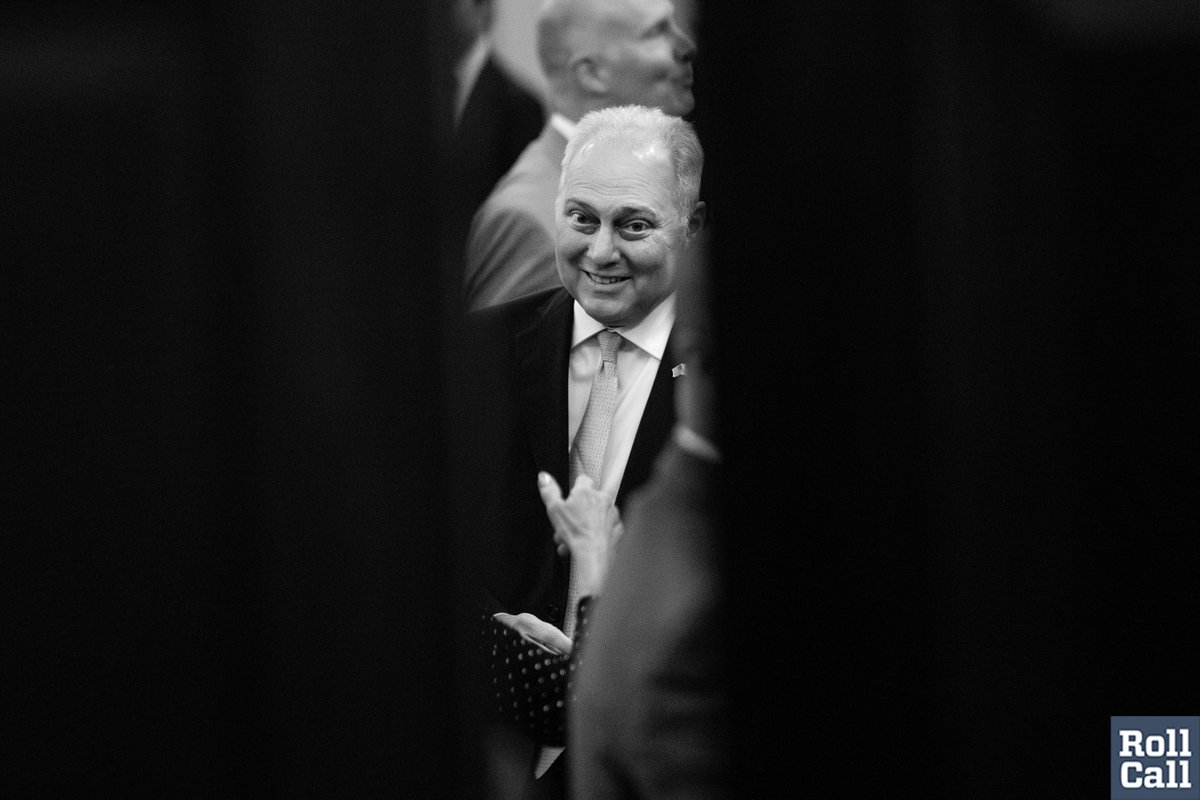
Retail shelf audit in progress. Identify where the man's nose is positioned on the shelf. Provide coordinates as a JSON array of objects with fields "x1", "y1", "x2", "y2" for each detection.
[{"x1": 587, "y1": 226, "x2": 620, "y2": 265}]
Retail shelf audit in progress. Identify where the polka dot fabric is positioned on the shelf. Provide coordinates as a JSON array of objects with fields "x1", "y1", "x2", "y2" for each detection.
[{"x1": 480, "y1": 598, "x2": 593, "y2": 746}]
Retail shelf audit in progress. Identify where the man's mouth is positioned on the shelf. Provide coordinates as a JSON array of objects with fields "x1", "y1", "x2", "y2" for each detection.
[{"x1": 584, "y1": 271, "x2": 629, "y2": 286}]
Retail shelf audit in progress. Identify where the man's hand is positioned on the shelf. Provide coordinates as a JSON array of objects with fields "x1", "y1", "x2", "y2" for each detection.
[
  {"x1": 493, "y1": 611, "x2": 573, "y2": 656},
  {"x1": 538, "y1": 472, "x2": 623, "y2": 598}
]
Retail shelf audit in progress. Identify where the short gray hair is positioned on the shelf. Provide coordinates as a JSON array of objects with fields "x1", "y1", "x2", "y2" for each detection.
[{"x1": 561, "y1": 105, "x2": 704, "y2": 223}]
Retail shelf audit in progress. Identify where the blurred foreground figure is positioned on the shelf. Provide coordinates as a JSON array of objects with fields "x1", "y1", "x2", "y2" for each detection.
[{"x1": 464, "y1": 0, "x2": 697, "y2": 310}]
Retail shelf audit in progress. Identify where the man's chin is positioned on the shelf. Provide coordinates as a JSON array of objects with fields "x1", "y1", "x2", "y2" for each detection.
[{"x1": 578, "y1": 296, "x2": 631, "y2": 328}]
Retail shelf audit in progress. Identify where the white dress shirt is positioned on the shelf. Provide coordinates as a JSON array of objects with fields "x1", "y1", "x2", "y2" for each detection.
[
  {"x1": 568, "y1": 295, "x2": 676, "y2": 499},
  {"x1": 548, "y1": 111, "x2": 577, "y2": 142}
]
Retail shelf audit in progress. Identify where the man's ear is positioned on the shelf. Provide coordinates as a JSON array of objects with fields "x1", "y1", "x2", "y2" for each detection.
[
  {"x1": 571, "y1": 56, "x2": 609, "y2": 95},
  {"x1": 687, "y1": 201, "x2": 707, "y2": 236}
]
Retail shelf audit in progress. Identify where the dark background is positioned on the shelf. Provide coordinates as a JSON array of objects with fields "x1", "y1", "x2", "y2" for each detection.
[
  {"x1": 700, "y1": 2, "x2": 1199, "y2": 796},
  {"x1": 5, "y1": 0, "x2": 1197, "y2": 796}
]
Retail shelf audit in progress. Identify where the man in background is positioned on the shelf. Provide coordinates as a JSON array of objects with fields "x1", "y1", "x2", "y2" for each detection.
[
  {"x1": 463, "y1": 0, "x2": 696, "y2": 311},
  {"x1": 440, "y1": 0, "x2": 545, "y2": 315},
  {"x1": 448, "y1": 0, "x2": 546, "y2": 218}
]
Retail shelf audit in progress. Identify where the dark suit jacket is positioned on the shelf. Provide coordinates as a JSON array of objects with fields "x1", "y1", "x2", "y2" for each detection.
[
  {"x1": 453, "y1": 56, "x2": 545, "y2": 220},
  {"x1": 461, "y1": 286, "x2": 677, "y2": 799},
  {"x1": 442, "y1": 56, "x2": 543, "y2": 317},
  {"x1": 465, "y1": 286, "x2": 678, "y2": 627}
]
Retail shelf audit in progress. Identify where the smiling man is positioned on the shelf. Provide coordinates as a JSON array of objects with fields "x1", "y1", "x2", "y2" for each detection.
[
  {"x1": 554, "y1": 106, "x2": 704, "y2": 501},
  {"x1": 464, "y1": 105, "x2": 705, "y2": 800},
  {"x1": 556, "y1": 111, "x2": 702, "y2": 327}
]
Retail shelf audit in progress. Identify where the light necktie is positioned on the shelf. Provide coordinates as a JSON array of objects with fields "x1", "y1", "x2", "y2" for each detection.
[
  {"x1": 564, "y1": 329, "x2": 621, "y2": 637},
  {"x1": 534, "y1": 329, "x2": 621, "y2": 779}
]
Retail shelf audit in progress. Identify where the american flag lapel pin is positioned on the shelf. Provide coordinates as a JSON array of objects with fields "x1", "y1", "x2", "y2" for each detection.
[{"x1": 672, "y1": 363, "x2": 687, "y2": 378}]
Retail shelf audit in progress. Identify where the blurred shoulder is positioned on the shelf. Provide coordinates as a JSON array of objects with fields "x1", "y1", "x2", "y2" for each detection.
[
  {"x1": 468, "y1": 287, "x2": 570, "y2": 334},
  {"x1": 458, "y1": 288, "x2": 570, "y2": 391},
  {"x1": 482, "y1": 130, "x2": 562, "y2": 205}
]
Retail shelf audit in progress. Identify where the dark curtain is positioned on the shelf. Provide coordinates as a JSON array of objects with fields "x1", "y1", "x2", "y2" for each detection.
[
  {"x1": 696, "y1": 0, "x2": 1199, "y2": 796},
  {"x1": 6, "y1": 2, "x2": 470, "y2": 796}
]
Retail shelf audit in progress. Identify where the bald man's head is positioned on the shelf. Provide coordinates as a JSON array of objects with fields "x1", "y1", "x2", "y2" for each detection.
[{"x1": 536, "y1": 0, "x2": 695, "y2": 120}]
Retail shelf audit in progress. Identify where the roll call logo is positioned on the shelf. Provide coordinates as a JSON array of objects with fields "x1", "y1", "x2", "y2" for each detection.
[{"x1": 1111, "y1": 716, "x2": 1199, "y2": 800}]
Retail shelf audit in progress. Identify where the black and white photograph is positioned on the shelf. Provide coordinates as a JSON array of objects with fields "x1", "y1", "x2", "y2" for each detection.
[{"x1": 6, "y1": 1, "x2": 1198, "y2": 797}]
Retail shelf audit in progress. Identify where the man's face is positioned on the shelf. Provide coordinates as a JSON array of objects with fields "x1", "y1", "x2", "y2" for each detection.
[
  {"x1": 597, "y1": 0, "x2": 695, "y2": 117},
  {"x1": 555, "y1": 137, "x2": 690, "y2": 328}
]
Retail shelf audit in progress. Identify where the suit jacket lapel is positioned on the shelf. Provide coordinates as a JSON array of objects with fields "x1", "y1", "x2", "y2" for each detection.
[
  {"x1": 618, "y1": 332, "x2": 676, "y2": 508},
  {"x1": 515, "y1": 290, "x2": 572, "y2": 488}
]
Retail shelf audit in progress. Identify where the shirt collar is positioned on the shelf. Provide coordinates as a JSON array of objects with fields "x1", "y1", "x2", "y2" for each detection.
[
  {"x1": 571, "y1": 294, "x2": 676, "y2": 360},
  {"x1": 549, "y1": 112, "x2": 577, "y2": 142}
]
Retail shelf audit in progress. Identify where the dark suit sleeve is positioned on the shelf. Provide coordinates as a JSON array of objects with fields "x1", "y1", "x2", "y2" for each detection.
[
  {"x1": 480, "y1": 611, "x2": 571, "y2": 746},
  {"x1": 635, "y1": 603, "x2": 730, "y2": 799},
  {"x1": 477, "y1": 595, "x2": 599, "y2": 747}
]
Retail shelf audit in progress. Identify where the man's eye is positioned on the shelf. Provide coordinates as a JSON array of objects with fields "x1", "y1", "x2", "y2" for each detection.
[
  {"x1": 624, "y1": 220, "x2": 650, "y2": 234},
  {"x1": 568, "y1": 210, "x2": 593, "y2": 226}
]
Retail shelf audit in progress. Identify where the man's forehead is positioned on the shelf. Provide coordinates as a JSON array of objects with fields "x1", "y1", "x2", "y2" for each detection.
[
  {"x1": 574, "y1": 135, "x2": 669, "y2": 167},
  {"x1": 560, "y1": 161, "x2": 677, "y2": 219},
  {"x1": 564, "y1": 146, "x2": 671, "y2": 194}
]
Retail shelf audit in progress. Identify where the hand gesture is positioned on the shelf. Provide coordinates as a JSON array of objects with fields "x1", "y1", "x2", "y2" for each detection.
[{"x1": 537, "y1": 472, "x2": 623, "y2": 598}]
